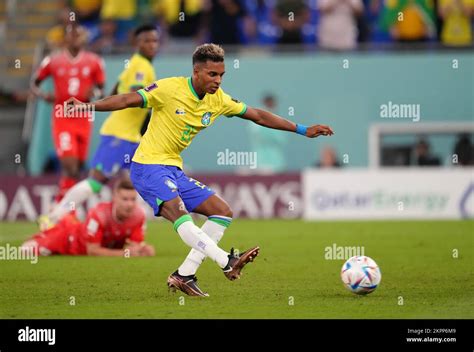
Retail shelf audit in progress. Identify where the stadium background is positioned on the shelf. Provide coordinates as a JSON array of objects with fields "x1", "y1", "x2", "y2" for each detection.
[
  {"x1": 0, "y1": 0, "x2": 472, "y2": 319},
  {"x1": 0, "y1": 0, "x2": 472, "y2": 221}
]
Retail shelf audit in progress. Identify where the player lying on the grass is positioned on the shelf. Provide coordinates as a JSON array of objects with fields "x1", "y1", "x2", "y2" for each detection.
[
  {"x1": 40, "y1": 24, "x2": 160, "y2": 229},
  {"x1": 67, "y1": 43, "x2": 334, "y2": 297},
  {"x1": 31, "y1": 24, "x2": 105, "y2": 205},
  {"x1": 22, "y1": 179, "x2": 155, "y2": 257}
]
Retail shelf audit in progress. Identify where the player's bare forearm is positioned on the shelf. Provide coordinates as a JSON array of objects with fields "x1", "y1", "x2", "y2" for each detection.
[
  {"x1": 86, "y1": 244, "x2": 127, "y2": 257},
  {"x1": 138, "y1": 242, "x2": 155, "y2": 256},
  {"x1": 240, "y1": 107, "x2": 334, "y2": 138},
  {"x1": 68, "y1": 92, "x2": 142, "y2": 112},
  {"x1": 30, "y1": 78, "x2": 54, "y2": 103},
  {"x1": 241, "y1": 107, "x2": 296, "y2": 132},
  {"x1": 30, "y1": 79, "x2": 41, "y2": 96},
  {"x1": 93, "y1": 93, "x2": 142, "y2": 111}
]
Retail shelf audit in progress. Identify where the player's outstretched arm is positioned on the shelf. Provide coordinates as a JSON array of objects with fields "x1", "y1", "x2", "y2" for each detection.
[
  {"x1": 86, "y1": 243, "x2": 129, "y2": 256},
  {"x1": 30, "y1": 78, "x2": 55, "y2": 103},
  {"x1": 67, "y1": 92, "x2": 143, "y2": 112},
  {"x1": 129, "y1": 241, "x2": 156, "y2": 257},
  {"x1": 86, "y1": 242, "x2": 144, "y2": 257},
  {"x1": 239, "y1": 106, "x2": 334, "y2": 138}
]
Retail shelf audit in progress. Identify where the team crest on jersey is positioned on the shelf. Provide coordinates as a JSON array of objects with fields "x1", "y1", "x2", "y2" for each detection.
[
  {"x1": 165, "y1": 179, "x2": 177, "y2": 191},
  {"x1": 87, "y1": 219, "x2": 99, "y2": 235},
  {"x1": 201, "y1": 112, "x2": 212, "y2": 126},
  {"x1": 82, "y1": 66, "x2": 90, "y2": 77},
  {"x1": 144, "y1": 82, "x2": 158, "y2": 92},
  {"x1": 135, "y1": 72, "x2": 144, "y2": 81}
]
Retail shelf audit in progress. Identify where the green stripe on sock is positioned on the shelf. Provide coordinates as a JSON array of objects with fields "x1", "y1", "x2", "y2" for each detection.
[
  {"x1": 87, "y1": 178, "x2": 103, "y2": 194},
  {"x1": 173, "y1": 214, "x2": 193, "y2": 232},
  {"x1": 209, "y1": 217, "x2": 231, "y2": 228}
]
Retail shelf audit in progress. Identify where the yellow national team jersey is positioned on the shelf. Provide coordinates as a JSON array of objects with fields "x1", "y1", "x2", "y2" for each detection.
[
  {"x1": 100, "y1": 53, "x2": 156, "y2": 143},
  {"x1": 133, "y1": 76, "x2": 247, "y2": 169}
]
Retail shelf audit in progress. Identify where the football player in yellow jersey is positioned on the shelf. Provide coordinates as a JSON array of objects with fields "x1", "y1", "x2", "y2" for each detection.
[
  {"x1": 68, "y1": 44, "x2": 334, "y2": 297},
  {"x1": 47, "y1": 24, "x2": 159, "y2": 224}
]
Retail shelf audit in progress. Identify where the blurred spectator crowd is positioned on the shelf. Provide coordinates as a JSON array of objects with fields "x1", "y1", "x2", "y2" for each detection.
[{"x1": 46, "y1": 0, "x2": 474, "y2": 53}]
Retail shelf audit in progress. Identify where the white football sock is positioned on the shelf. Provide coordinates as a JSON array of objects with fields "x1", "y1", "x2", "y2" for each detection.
[
  {"x1": 49, "y1": 178, "x2": 102, "y2": 222},
  {"x1": 174, "y1": 215, "x2": 229, "y2": 269},
  {"x1": 178, "y1": 216, "x2": 231, "y2": 276}
]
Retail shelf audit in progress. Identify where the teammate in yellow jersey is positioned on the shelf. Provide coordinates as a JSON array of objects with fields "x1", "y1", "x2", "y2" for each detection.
[
  {"x1": 47, "y1": 24, "x2": 159, "y2": 224},
  {"x1": 68, "y1": 44, "x2": 334, "y2": 297}
]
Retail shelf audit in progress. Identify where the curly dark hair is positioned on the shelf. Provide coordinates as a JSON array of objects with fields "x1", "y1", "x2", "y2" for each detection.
[{"x1": 192, "y1": 43, "x2": 225, "y2": 65}]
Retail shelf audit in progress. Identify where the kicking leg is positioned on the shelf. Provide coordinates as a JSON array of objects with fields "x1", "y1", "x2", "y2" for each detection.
[
  {"x1": 176, "y1": 193, "x2": 259, "y2": 282},
  {"x1": 162, "y1": 196, "x2": 233, "y2": 297},
  {"x1": 161, "y1": 197, "x2": 230, "y2": 268},
  {"x1": 177, "y1": 194, "x2": 233, "y2": 276}
]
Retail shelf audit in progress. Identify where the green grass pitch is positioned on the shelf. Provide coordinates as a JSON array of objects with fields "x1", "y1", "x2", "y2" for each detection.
[{"x1": 0, "y1": 219, "x2": 472, "y2": 319}]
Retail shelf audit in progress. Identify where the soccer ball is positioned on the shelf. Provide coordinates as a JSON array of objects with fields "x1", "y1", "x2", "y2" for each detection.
[{"x1": 341, "y1": 256, "x2": 381, "y2": 295}]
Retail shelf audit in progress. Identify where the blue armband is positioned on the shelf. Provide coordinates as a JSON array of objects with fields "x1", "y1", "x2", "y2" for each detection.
[{"x1": 295, "y1": 124, "x2": 307, "y2": 136}]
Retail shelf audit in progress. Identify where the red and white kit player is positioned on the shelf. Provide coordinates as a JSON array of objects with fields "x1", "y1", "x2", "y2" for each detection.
[
  {"x1": 31, "y1": 24, "x2": 105, "y2": 203},
  {"x1": 21, "y1": 179, "x2": 155, "y2": 257}
]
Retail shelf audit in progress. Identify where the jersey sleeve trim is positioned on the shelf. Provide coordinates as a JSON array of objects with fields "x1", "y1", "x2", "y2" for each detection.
[
  {"x1": 236, "y1": 103, "x2": 247, "y2": 117},
  {"x1": 137, "y1": 90, "x2": 148, "y2": 108}
]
